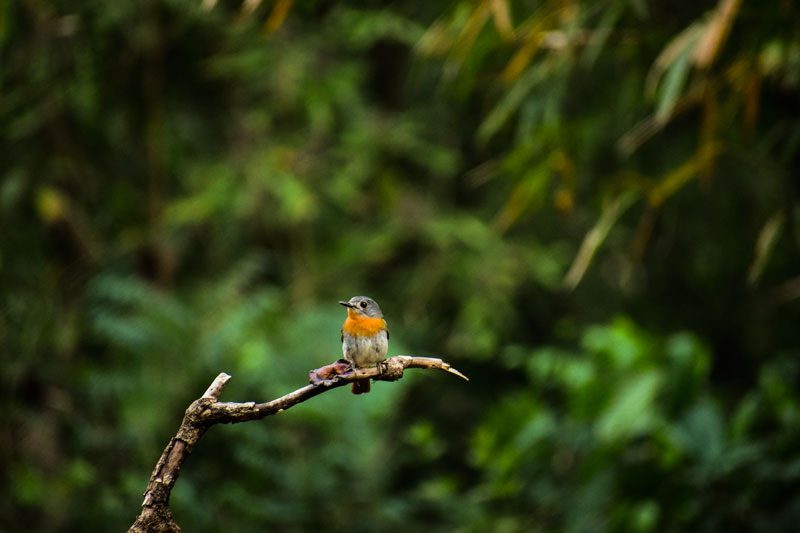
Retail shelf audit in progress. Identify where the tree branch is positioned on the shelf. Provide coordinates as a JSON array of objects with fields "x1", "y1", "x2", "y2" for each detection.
[{"x1": 128, "y1": 356, "x2": 468, "y2": 532}]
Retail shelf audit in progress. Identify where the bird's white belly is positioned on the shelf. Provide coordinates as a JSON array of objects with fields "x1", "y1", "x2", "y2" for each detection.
[{"x1": 342, "y1": 330, "x2": 388, "y2": 368}]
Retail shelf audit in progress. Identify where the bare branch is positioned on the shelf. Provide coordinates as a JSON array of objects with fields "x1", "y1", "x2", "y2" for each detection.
[{"x1": 128, "y1": 356, "x2": 468, "y2": 532}]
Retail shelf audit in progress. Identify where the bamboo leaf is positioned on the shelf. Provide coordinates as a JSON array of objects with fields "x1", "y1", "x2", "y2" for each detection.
[
  {"x1": 563, "y1": 189, "x2": 640, "y2": 290},
  {"x1": 655, "y1": 43, "x2": 693, "y2": 122}
]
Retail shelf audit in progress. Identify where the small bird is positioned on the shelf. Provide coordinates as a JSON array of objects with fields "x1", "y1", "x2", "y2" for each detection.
[{"x1": 339, "y1": 296, "x2": 389, "y2": 394}]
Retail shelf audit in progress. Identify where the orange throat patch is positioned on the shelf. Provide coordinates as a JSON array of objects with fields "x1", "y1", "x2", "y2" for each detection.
[{"x1": 342, "y1": 310, "x2": 387, "y2": 337}]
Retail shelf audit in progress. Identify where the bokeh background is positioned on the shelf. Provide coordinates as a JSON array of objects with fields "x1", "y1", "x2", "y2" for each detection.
[{"x1": 3, "y1": 0, "x2": 800, "y2": 531}]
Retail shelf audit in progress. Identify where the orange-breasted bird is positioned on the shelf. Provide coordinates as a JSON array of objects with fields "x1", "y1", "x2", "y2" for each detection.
[{"x1": 339, "y1": 296, "x2": 389, "y2": 394}]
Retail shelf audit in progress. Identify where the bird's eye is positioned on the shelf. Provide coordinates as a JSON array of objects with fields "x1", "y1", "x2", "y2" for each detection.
[{"x1": 360, "y1": 301, "x2": 368, "y2": 309}]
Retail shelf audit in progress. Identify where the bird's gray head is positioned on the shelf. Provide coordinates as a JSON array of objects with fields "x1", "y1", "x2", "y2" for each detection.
[{"x1": 338, "y1": 296, "x2": 383, "y2": 318}]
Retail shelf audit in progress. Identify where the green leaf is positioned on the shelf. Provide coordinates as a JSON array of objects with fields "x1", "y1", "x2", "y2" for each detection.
[
  {"x1": 595, "y1": 371, "x2": 662, "y2": 442},
  {"x1": 655, "y1": 42, "x2": 693, "y2": 122}
]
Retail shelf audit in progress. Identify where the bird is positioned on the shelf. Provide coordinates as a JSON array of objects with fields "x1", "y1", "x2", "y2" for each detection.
[{"x1": 339, "y1": 296, "x2": 389, "y2": 394}]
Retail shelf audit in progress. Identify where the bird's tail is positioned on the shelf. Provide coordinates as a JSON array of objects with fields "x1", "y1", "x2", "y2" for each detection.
[{"x1": 351, "y1": 379, "x2": 371, "y2": 394}]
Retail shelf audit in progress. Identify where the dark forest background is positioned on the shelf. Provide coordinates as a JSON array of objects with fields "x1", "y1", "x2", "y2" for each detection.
[{"x1": 3, "y1": 0, "x2": 800, "y2": 531}]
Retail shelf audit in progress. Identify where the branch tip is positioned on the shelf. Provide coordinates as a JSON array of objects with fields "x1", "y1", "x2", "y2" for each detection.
[
  {"x1": 202, "y1": 372, "x2": 231, "y2": 399},
  {"x1": 445, "y1": 367, "x2": 470, "y2": 381}
]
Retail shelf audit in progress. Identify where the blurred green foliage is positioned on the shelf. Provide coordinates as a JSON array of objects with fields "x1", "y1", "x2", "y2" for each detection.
[{"x1": 2, "y1": 0, "x2": 800, "y2": 531}]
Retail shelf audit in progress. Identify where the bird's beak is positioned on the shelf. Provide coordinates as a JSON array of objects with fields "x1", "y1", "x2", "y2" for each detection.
[{"x1": 339, "y1": 301, "x2": 353, "y2": 308}]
